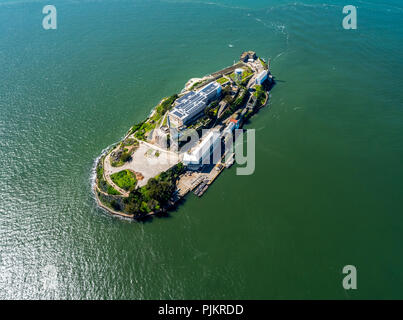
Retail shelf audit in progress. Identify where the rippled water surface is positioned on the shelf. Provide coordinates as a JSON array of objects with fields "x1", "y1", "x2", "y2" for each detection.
[{"x1": 0, "y1": 0, "x2": 402, "y2": 299}]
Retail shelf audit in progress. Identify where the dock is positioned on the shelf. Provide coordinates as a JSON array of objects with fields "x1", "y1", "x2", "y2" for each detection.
[{"x1": 224, "y1": 152, "x2": 235, "y2": 168}]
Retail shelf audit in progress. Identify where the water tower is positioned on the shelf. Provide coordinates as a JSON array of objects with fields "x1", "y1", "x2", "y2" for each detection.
[{"x1": 234, "y1": 68, "x2": 243, "y2": 83}]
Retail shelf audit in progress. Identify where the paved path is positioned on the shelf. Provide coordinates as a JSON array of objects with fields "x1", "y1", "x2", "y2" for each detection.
[
  {"x1": 103, "y1": 139, "x2": 180, "y2": 191},
  {"x1": 103, "y1": 153, "x2": 130, "y2": 197}
]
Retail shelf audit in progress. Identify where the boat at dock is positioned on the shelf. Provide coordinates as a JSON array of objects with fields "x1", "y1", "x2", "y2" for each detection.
[{"x1": 193, "y1": 180, "x2": 210, "y2": 197}]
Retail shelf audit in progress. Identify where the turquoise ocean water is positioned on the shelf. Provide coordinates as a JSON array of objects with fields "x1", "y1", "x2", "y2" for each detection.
[{"x1": 0, "y1": 0, "x2": 402, "y2": 299}]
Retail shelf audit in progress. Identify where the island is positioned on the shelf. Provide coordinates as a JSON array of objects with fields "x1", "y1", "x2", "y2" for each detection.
[{"x1": 93, "y1": 51, "x2": 274, "y2": 219}]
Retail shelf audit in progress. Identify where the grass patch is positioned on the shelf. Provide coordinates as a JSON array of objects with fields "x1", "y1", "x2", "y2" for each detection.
[
  {"x1": 96, "y1": 159, "x2": 121, "y2": 196},
  {"x1": 204, "y1": 101, "x2": 219, "y2": 119},
  {"x1": 190, "y1": 80, "x2": 204, "y2": 90},
  {"x1": 133, "y1": 94, "x2": 177, "y2": 141},
  {"x1": 107, "y1": 185, "x2": 121, "y2": 195},
  {"x1": 123, "y1": 162, "x2": 185, "y2": 216},
  {"x1": 216, "y1": 77, "x2": 228, "y2": 85},
  {"x1": 259, "y1": 57, "x2": 268, "y2": 69},
  {"x1": 130, "y1": 121, "x2": 145, "y2": 135},
  {"x1": 162, "y1": 113, "x2": 168, "y2": 126},
  {"x1": 254, "y1": 85, "x2": 266, "y2": 106},
  {"x1": 230, "y1": 69, "x2": 253, "y2": 85},
  {"x1": 123, "y1": 138, "x2": 136, "y2": 146},
  {"x1": 96, "y1": 165, "x2": 104, "y2": 181},
  {"x1": 110, "y1": 170, "x2": 137, "y2": 191},
  {"x1": 155, "y1": 94, "x2": 178, "y2": 116}
]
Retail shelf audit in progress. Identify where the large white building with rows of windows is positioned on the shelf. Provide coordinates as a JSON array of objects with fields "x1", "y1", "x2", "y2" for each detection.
[
  {"x1": 169, "y1": 82, "x2": 222, "y2": 126},
  {"x1": 256, "y1": 70, "x2": 268, "y2": 85},
  {"x1": 182, "y1": 130, "x2": 222, "y2": 169}
]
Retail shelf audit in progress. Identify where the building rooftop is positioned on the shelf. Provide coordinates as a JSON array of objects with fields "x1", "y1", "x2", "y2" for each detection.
[
  {"x1": 240, "y1": 51, "x2": 257, "y2": 62},
  {"x1": 183, "y1": 130, "x2": 221, "y2": 163},
  {"x1": 170, "y1": 82, "x2": 221, "y2": 124},
  {"x1": 199, "y1": 82, "x2": 220, "y2": 95},
  {"x1": 256, "y1": 70, "x2": 268, "y2": 82}
]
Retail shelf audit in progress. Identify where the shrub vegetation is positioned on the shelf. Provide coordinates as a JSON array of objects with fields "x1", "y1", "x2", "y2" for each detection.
[
  {"x1": 110, "y1": 170, "x2": 137, "y2": 191},
  {"x1": 123, "y1": 163, "x2": 185, "y2": 217}
]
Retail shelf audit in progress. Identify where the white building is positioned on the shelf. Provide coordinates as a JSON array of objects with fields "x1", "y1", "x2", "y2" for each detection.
[
  {"x1": 169, "y1": 82, "x2": 222, "y2": 126},
  {"x1": 183, "y1": 130, "x2": 221, "y2": 169},
  {"x1": 256, "y1": 70, "x2": 268, "y2": 85}
]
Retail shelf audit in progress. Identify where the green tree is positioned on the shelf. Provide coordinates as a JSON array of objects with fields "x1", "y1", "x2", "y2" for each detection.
[
  {"x1": 110, "y1": 200, "x2": 120, "y2": 211},
  {"x1": 121, "y1": 152, "x2": 131, "y2": 162}
]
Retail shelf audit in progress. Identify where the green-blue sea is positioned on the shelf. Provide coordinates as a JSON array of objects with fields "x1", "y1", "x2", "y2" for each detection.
[{"x1": 1, "y1": 0, "x2": 402, "y2": 299}]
